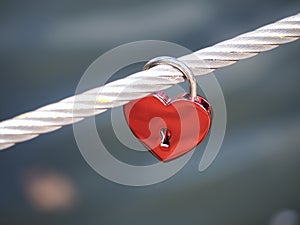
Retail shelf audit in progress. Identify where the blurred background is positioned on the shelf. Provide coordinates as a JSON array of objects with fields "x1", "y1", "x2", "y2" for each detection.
[{"x1": 0, "y1": 0, "x2": 300, "y2": 224}]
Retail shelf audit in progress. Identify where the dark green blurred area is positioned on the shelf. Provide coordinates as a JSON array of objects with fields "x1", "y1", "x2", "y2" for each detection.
[{"x1": 0, "y1": 0, "x2": 300, "y2": 225}]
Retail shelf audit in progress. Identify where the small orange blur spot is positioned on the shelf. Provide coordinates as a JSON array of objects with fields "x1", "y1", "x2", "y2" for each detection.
[{"x1": 23, "y1": 169, "x2": 77, "y2": 212}]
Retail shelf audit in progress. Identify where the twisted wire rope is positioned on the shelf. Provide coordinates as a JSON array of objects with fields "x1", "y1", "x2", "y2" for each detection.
[{"x1": 1, "y1": 13, "x2": 300, "y2": 150}]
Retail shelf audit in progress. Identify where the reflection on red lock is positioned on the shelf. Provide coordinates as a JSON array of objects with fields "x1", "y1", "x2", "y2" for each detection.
[{"x1": 124, "y1": 57, "x2": 212, "y2": 162}]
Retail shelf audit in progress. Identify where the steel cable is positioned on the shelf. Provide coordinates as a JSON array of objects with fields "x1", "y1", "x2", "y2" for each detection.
[{"x1": 0, "y1": 13, "x2": 299, "y2": 150}]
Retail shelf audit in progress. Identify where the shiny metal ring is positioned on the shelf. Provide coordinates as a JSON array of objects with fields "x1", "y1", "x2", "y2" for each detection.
[{"x1": 143, "y1": 56, "x2": 197, "y2": 99}]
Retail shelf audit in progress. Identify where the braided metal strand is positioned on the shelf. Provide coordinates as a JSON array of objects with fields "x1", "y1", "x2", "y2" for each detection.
[{"x1": 0, "y1": 13, "x2": 299, "y2": 150}]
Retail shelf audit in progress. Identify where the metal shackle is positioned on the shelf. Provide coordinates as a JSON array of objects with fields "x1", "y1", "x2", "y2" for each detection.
[{"x1": 143, "y1": 56, "x2": 197, "y2": 100}]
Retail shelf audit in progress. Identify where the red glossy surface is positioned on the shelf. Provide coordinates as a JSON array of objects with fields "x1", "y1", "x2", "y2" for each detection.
[{"x1": 124, "y1": 91, "x2": 212, "y2": 162}]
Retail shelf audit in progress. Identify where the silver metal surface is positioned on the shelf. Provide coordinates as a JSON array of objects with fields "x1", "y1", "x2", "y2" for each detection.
[{"x1": 144, "y1": 56, "x2": 197, "y2": 99}]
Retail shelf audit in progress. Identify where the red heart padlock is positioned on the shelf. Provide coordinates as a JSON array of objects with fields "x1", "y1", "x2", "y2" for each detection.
[{"x1": 123, "y1": 57, "x2": 212, "y2": 162}]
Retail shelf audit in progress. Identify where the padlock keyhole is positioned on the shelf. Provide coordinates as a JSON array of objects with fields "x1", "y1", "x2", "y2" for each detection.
[{"x1": 160, "y1": 128, "x2": 171, "y2": 148}]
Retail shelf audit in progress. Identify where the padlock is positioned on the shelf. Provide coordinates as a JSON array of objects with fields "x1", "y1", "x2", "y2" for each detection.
[{"x1": 124, "y1": 56, "x2": 212, "y2": 162}]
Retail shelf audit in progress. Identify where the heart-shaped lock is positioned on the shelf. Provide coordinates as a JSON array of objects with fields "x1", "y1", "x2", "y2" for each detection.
[{"x1": 124, "y1": 57, "x2": 212, "y2": 162}]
